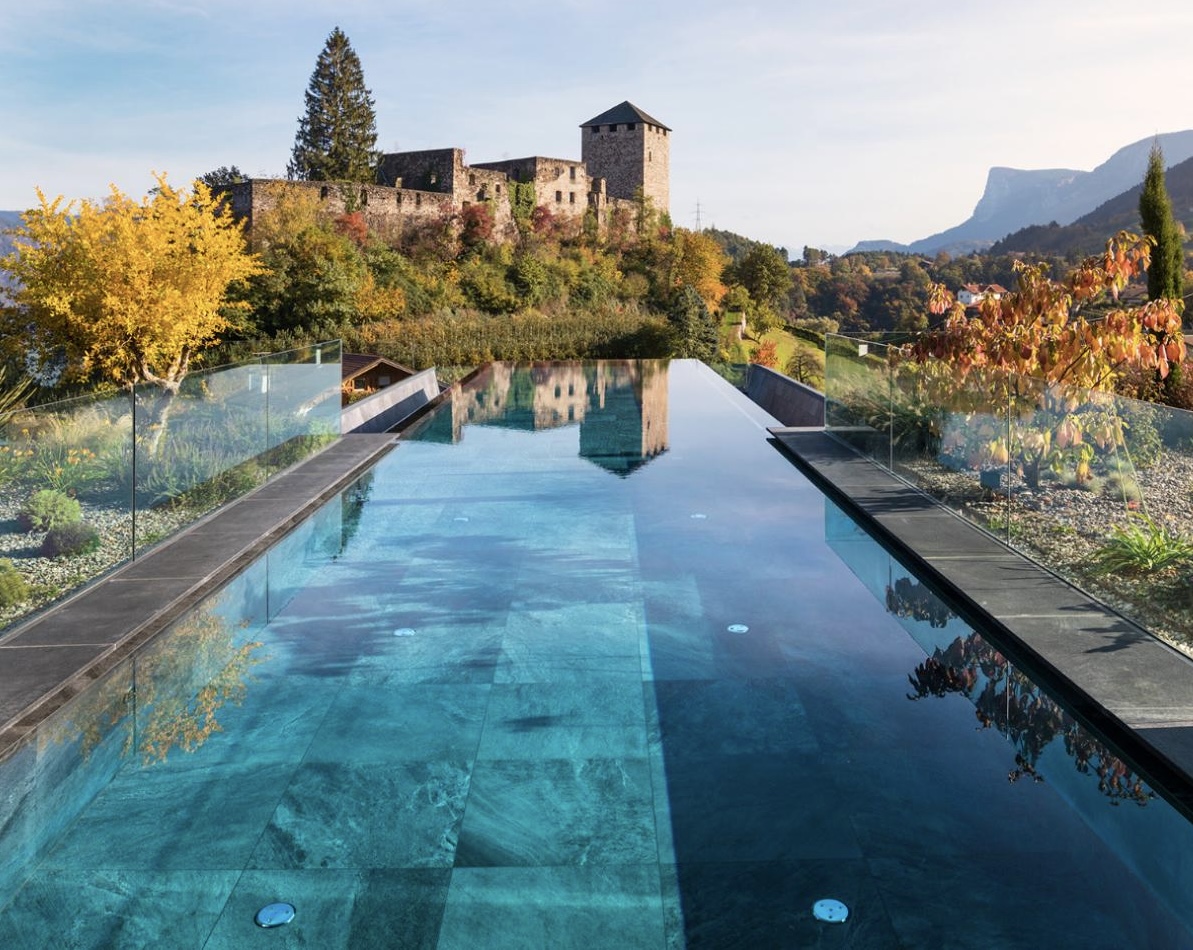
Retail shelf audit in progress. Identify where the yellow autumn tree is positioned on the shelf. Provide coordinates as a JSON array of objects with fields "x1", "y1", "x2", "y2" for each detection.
[
  {"x1": 1, "y1": 173, "x2": 261, "y2": 394},
  {"x1": 669, "y1": 228, "x2": 729, "y2": 311}
]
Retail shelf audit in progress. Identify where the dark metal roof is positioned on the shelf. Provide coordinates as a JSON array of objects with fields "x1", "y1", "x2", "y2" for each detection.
[
  {"x1": 342, "y1": 353, "x2": 415, "y2": 381},
  {"x1": 580, "y1": 101, "x2": 670, "y2": 131}
]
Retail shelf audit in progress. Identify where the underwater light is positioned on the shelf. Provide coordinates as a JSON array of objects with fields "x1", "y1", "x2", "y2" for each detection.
[
  {"x1": 727, "y1": 624, "x2": 749, "y2": 634},
  {"x1": 812, "y1": 898, "x2": 849, "y2": 923},
  {"x1": 255, "y1": 903, "x2": 296, "y2": 928}
]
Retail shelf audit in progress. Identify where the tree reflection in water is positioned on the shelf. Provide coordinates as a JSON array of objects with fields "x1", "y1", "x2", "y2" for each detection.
[
  {"x1": 904, "y1": 625, "x2": 1154, "y2": 807},
  {"x1": 53, "y1": 603, "x2": 263, "y2": 766}
]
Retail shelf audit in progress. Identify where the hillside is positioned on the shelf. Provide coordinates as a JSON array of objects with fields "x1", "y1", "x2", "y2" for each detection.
[
  {"x1": 990, "y1": 154, "x2": 1193, "y2": 257},
  {"x1": 852, "y1": 131, "x2": 1193, "y2": 256}
]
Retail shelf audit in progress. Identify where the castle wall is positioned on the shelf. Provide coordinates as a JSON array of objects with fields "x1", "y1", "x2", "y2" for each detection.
[
  {"x1": 224, "y1": 179, "x2": 456, "y2": 242},
  {"x1": 473, "y1": 156, "x2": 591, "y2": 224},
  {"x1": 225, "y1": 103, "x2": 668, "y2": 245}
]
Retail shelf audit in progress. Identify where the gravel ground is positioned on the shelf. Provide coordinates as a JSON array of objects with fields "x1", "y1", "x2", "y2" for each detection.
[
  {"x1": 0, "y1": 487, "x2": 200, "y2": 631},
  {"x1": 900, "y1": 451, "x2": 1193, "y2": 655}
]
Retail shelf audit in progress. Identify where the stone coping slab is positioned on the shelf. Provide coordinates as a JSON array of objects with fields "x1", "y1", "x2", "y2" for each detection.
[
  {"x1": 0, "y1": 433, "x2": 398, "y2": 763},
  {"x1": 770, "y1": 426, "x2": 1193, "y2": 819}
]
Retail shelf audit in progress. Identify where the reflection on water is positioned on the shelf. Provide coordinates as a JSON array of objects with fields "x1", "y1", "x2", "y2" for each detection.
[
  {"x1": 415, "y1": 360, "x2": 670, "y2": 475},
  {"x1": 824, "y1": 500, "x2": 1156, "y2": 808},
  {"x1": 908, "y1": 632, "x2": 1154, "y2": 806}
]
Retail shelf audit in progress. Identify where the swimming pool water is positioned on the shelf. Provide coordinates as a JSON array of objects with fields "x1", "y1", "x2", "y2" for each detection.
[{"x1": 1, "y1": 359, "x2": 1192, "y2": 948}]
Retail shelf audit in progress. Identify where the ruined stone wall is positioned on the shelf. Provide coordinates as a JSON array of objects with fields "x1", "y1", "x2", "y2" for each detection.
[
  {"x1": 581, "y1": 121, "x2": 670, "y2": 214},
  {"x1": 376, "y1": 149, "x2": 461, "y2": 194},
  {"x1": 224, "y1": 179, "x2": 456, "y2": 243},
  {"x1": 474, "y1": 156, "x2": 590, "y2": 224}
]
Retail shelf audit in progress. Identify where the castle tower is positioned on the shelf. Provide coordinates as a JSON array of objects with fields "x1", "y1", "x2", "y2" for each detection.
[{"x1": 580, "y1": 101, "x2": 670, "y2": 215}]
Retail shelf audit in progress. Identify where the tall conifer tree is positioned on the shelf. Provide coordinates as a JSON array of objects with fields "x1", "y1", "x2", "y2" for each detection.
[
  {"x1": 1139, "y1": 143, "x2": 1185, "y2": 306},
  {"x1": 288, "y1": 27, "x2": 380, "y2": 183}
]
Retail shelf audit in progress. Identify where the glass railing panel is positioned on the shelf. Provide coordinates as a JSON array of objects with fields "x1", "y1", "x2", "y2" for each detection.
[
  {"x1": 886, "y1": 356, "x2": 1011, "y2": 536},
  {"x1": 0, "y1": 390, "x2": 135, "y2": 623},
  {"x1": 132, "y1": 361, "x2": 267, "y2": 554},
  {"x1": 824, "y1": 333, "x2": 892, "y2": 465},
  {"x1": 261, "y1": 340, "x2": 342, "y2": 479}
]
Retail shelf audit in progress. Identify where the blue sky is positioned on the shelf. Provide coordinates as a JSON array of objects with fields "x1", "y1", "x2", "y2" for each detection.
[{"x1": 3, "y1": 0, "x2": 1192, "y2": 252}]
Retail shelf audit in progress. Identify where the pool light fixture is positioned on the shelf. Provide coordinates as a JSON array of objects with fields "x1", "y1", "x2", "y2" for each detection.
[
  {"x1": 727, "y1": 624, "x2": 749, "y2": 634},
  {"x1": 255, "y1": 902, "x2": 296, "y2": 928},
  {"x1": 812, "y1": 898, "x2": 849, "y2": 924}
]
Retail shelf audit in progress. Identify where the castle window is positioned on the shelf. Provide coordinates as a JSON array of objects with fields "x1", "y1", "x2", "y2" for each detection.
[
  {"x1": 397, "y1": 193, "x2": 403, "y2": 206},
  {"x1": 569, "y1": 192, "x2": 575, "y2": 204},
  {"x1": 496, "y1": 185, "x2": 502, "y2": 194},
  {"x1": 469, "y1": 173, "x2": 476, "y2": 186},
  {"x1": 607, "y1": 124, "x2": 616, "y2": 132},
  {"x1": 590, "y1": 126, "x2": 598, "y2": 134},
  {"x1": 429, "y1": 172, "x2": 438, "y2": 185},
  {"x1": 627, "y1": 123, "x2": 635, "y2": 131},
  {"x1": 569, "y1": 166, "x2": 576, "y2": 181},
  {"x1": 648, "y1": 151, "x2": 652, "y2": 163},
  {"x1": 319, "y1": 186, "x2": 329, "y2": 199},
  {"x1": 555, "y1": 191, "x2": 562, "y2": 203},
  {"x1": 416, "y1": 193, "x2": 422, "y2": 207}
]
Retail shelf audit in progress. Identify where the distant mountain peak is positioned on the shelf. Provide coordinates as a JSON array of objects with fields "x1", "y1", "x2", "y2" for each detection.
[{"x1": 849, "y1": 131, "x2": 1193, "y2": 256}]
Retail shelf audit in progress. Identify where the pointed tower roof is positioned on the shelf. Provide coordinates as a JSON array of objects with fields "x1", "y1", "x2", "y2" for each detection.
[{"x1": 580, "y1": 101, "x2": 670, "y2": 131}]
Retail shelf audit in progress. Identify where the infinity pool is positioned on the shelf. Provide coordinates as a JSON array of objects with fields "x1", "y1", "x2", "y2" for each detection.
[{"x1": 1, "y1": 359, "x2": 1191, "y2": 948}]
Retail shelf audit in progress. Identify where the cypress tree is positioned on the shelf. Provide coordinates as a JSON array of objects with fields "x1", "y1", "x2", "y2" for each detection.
[
  {"x1": 1139, "y1": 143, "x2": 1185, "y2": 306},
  {"x1": 288, "y1": 27, "x2": 380, "y2": 183}
]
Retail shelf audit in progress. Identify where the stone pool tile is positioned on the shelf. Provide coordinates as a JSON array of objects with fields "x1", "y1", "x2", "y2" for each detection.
[
  {"x1": 646, "y1": 678, "x2": 818, "y2": 760},
  {"x1": 304, "y1": 683, "x2": 490, "y2": 765},
  {"x1": 875, "y1": 511, "x2": 1025, "y2": 560},
  {"x1": 0, "y1": 869, "x2": 240, "y2": 949},
  {"x1": 870, "y1": 849, "x2": 1190, "y2": 949},
  {"x1": 501, "y1": 602, "x2": 646, "y2": 659},
  {"x1": 673, "y1": 859, "x2": 900, "y2": 950},
  {"x1": 661, "y1": 751, "x2": 863, "y2": 864},
  {"x1": 438, "y1": 865, "x2": 666, "y2": 950},
  {"x1": 204, "y1": 867, "x2": 452, "y2": 949},
  {"x1": 493, "y1": 650, "x2": 643, "y2": 685},
  {"x1": 0, "y1": 644, "x2": 109, "y2": 726},
  {"x1": 453, "y1": 757, "x2": 656, "y2": 868},
  {"x1": 348, "y1": 623, "x2": 504, "y2": 686},
  {"x1": 250, "y1": 760, "x2": 471, "y2": 870},
  {"x1": 41, "y1": 761, "x2": 294, "y2": 872},
  {"x1": 6, "y1": 579, "x2": 211, "y2": 649},
  {"x1": 835, "y1": 745, "x2": 1094, "y2": 862},
  {"x1": 476, "y1": 680, "x2": 649, "y2": 761}
]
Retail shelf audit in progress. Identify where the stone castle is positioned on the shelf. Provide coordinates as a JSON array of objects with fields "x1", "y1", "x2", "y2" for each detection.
[{"x1": 227, "y1": 101, "x2": 670, "y2": 240}]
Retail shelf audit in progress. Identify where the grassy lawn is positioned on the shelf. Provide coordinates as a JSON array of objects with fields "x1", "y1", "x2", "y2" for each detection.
[{"x1": 722, "y1": 324, "x2": 825, "y2": 384}]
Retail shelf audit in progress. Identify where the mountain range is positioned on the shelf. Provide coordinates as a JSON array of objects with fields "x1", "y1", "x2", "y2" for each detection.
[{"x1": 851, "y1": 131, "x2": 1193, "y2": 256}]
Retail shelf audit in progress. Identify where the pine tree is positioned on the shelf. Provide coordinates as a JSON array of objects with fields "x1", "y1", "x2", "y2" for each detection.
[
  {"x1": 288, "y1": 27, "x2": 380, "y2": 183},
  {"x1": 1139, "y1": 143, "x2": 1185, "y2": 306}
]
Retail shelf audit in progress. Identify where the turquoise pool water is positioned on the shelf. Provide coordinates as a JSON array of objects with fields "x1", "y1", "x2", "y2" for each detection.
[{"x1": 1, "y1": 359, "x2": 1192, "y2": 948}]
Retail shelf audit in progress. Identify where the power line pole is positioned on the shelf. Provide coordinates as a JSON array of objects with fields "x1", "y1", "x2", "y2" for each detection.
[{"x1": 694, "y1": 200, "x2": 703, "y2": 231}]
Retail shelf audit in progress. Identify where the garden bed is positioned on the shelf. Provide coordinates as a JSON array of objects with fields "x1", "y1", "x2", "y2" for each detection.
[{"x1": 897, "y1": 451, "x2": 1193, "y2": 656}]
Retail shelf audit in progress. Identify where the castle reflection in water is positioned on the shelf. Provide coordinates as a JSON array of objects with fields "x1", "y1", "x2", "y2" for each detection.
[{"x1": 419, "y1": 360, "x2": 669, "y2": 476}]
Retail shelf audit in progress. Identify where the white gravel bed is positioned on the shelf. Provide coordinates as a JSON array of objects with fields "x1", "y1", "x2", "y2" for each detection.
[
  {"x1": 0, "y1": 487, "x2": 200, "y2": 630},
  {"x1": 899, "y1": 450, "x2": 1193, "y2": 654}
]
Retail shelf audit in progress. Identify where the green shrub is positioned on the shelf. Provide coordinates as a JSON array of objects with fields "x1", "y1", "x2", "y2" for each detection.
[
  {"x1": 0, "y1": 559, "x2": 29, "y2": 607},
  {"x1": 1090, "y1": 514, "x2": 1193, "y2": 575},
  {"x1": 18, "y1": 489, "x2": 82, "y2": 532},
  {"x1": 40, "y1": 522, "x2": 101, "y2": 558}
]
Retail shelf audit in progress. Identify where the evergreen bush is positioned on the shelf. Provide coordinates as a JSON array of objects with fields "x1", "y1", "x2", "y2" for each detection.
[
  {"x1": 40, "y1": 522, "x2": 101, "y2": 558},
  {"x1": 18, "y1": 489, "x2": 82, "y2": 533},
  {"x1": 0, "y1": 559, "x2": 29, "y2": 607}
]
